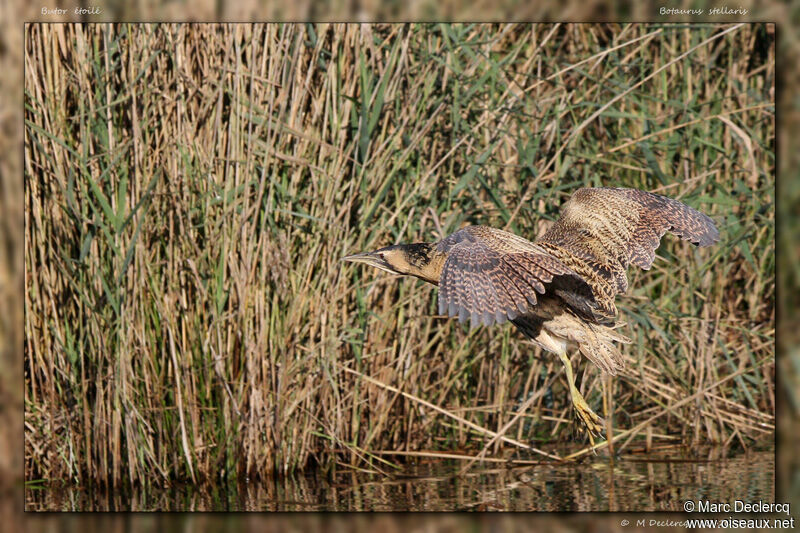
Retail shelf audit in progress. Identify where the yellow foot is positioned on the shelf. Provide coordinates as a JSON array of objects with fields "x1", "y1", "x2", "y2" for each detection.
[
  {"x1": 571, "y1": 391, "x2": 604, "y2": 447},
  {"x1": 556, "y1": 350, "x2": 605, "y2": 448}
]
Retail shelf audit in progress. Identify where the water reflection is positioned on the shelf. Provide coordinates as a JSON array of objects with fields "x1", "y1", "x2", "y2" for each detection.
[{"x1": 26, "y1": 447, "x2": 774, "y2": 511}]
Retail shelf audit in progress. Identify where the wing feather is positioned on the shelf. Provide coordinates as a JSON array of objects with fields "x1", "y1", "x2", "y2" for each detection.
[
  {"x1": 491, "y1": 261, "x2": 528, "y2": 319},
  {"x1": 498, "y1": 259, "x2": 534, "y2": 315},
  {"x1": 437, "y1": 227, "x2": 587, "y2": 327},
  {"x1": 537, "y1": 187, "x2": 719, "y2": 311},
  {"x1": 504, "y1": 255, "x2": 546, "y2": 297}
]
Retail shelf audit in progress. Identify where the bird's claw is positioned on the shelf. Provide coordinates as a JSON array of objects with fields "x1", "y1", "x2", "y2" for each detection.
[{"x1": 572, "y1": 397, "x2": 605, "y2": 448}]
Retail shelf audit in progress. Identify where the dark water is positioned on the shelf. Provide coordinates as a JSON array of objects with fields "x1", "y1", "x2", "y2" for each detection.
[{"x1": 26, "y1": 446, "x2": 774, "y2": 512}]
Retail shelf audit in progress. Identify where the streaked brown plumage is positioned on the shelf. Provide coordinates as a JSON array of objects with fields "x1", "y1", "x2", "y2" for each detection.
[{"x1": 343, "y1": 187, "x2": 719, "y2": 444}]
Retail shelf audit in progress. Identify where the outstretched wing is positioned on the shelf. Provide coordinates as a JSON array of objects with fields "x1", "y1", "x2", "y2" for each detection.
[
  {"x1": 436, "y1": 226, "x2": 587, "y2": 327},
  {"x1": 536, "y1": 187, "x2": 719, "y2": 316}
]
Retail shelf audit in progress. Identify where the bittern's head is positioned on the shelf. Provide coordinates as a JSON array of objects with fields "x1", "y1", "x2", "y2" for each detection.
[{"x1": 342, "y1": 243, "x2": 441, "y2": 283}]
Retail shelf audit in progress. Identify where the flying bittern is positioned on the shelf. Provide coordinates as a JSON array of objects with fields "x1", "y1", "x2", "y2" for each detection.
[{"x1": 343, "y1": 187, "x2": 719, "y2": 444}]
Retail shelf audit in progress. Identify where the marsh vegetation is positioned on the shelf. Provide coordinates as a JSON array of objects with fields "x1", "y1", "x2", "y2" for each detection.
[{"x1": 24, "y1": 23, "x2": 774, "y2": 489}]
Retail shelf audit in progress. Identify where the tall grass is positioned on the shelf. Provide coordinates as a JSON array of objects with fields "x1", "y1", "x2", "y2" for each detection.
[{"x1": 24, "y1": 23, "x2": 774, "y2": 485}]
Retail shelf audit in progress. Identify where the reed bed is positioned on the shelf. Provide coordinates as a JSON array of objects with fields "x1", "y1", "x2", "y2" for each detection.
[{"x1": 24, "y1": 23, "x2": 774, "y2": 486}]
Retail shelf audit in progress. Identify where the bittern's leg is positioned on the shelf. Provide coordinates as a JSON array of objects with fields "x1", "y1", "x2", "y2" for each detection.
[{"x1": 557, "y1": 350, "x2": 604, "y2": 445}]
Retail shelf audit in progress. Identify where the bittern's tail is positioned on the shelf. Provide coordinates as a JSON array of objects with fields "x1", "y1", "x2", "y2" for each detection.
[
  {"x1": 577, "y1": 323, "x2": 631, "y2": 376},
  {"x1": 512, "y1": 312, "x2": 631, "y2": 375}
]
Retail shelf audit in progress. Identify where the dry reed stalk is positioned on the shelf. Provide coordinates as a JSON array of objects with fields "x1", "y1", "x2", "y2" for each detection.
[{"x1": 337, "y1": 363, "x2": 563, "y2": 461}]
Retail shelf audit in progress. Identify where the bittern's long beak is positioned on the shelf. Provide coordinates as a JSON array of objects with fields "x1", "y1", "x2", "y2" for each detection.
[{"x1": 341, "y1": 251, "x2": 398, "y2": 274}]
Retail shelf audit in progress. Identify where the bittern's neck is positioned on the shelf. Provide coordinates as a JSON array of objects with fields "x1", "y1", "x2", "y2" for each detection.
[{"x1": 401, "y1": 243, "x2": 447, "y2": 285}]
